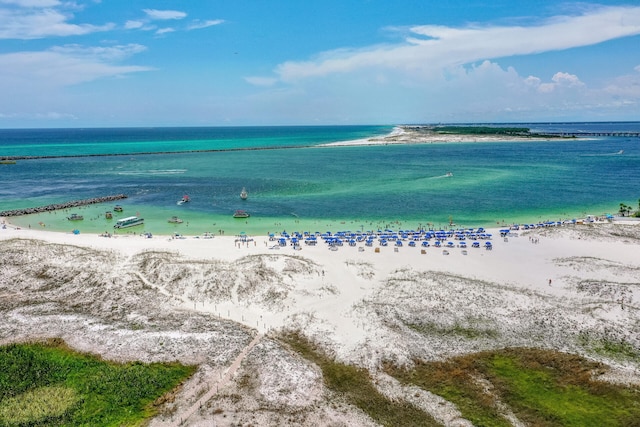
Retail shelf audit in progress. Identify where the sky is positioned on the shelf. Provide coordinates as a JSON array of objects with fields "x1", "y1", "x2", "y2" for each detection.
[{"x1": 0, "y1": 0, "x2": 639, "y2": 128}]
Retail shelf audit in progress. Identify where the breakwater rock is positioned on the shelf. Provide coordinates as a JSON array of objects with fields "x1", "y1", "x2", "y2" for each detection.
[{"x1": 0, "y1": 194, "x2": 128, "y2": 217}]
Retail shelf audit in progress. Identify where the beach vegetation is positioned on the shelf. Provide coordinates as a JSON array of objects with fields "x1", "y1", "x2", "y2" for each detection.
[
  {"x1": 384, "y1": 347, "x2": 640, "y2": 427},
  {"x1": 406, "y1": 319, "x2": 499, "y2": 340},
  {"x1": 434, "y1": 126, "x2": 532, "y2": 136},
  {"x1": 0, "y1": 339, "x2": 196, "y2": 426},
  {"x1": 619, "y1": 203, "x2": 634, "y2": 217},
  {"x1": 578, "y1": 330, "x2": 640, "y2": 362},
  {"x1": 280, "y1": 331, "x2": 440, "y2": 427}
]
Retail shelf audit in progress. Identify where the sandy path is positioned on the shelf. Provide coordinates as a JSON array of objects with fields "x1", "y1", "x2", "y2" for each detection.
[{"x1": 152, "y1": 333, "x2": 263, "y2": 427}]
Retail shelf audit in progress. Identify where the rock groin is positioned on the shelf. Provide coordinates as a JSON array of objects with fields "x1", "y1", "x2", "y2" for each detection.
[{"x1": 0, "y1": 194, "x2": 128, "y2": 217}]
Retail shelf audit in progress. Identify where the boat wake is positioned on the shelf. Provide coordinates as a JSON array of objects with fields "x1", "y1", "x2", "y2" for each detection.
[
  {"x1": 117, "y1": 169, "x2": 187, "y2": 175},
  {"x1": 429, "y1": 172, "x2": 454, "y2": 179},
  {"x1": 579, "y1": 150, "x2": 624, "y2": 157}
]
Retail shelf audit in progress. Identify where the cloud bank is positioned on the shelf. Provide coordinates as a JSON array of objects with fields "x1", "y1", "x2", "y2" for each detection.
[{"x1": 273, "y1": 5, "x2": 640, "y2": 82}]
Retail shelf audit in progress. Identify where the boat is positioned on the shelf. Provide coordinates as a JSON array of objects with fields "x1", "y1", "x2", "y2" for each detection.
[
  {"x1": 177, "y1": 195, "x2": 190, "y2": 205},
  {"x1": 233, "y1": 210, "x2": 250, "y2": 218},
  {"x1": 240, "y1": 187, "x2": 248, "y2": 200},
  {"x1": 113, "y1": 205, "x2": 123, "y2": 212},
  {"x1": 168, "y1": 216, "x2": 184, "y2": 224},
  {"x1": 67, "y1": 213, "x2": 84, "y2": 221},
  {"x1": 105, "y1": 211, "x2": 113, "y2": 219},
  {"x1": 0, "y1": 160, "x2": 16, "y2": 165},
  {"x1": 446, "y1": 172, "x2": 453, "y2": 177},
  {"x1": 114, "y1": 216, "x2": 144, "y2": 229}
]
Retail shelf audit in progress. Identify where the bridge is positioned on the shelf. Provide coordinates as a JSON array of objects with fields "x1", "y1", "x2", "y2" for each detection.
[{"x1": 543, "y1": 131, "x2": 640, "y2": 138}]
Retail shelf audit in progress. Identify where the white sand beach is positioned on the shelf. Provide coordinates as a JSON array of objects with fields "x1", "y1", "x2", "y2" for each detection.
[
  {"x1": 320, "y1": 125, "x2": 566, "y2": 147},
  {"x1": 1, "y1": 217, "x2": 639, "y2": 426}
]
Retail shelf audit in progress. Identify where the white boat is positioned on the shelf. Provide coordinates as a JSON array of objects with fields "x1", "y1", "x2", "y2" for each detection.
[
  {"x1": 114, "y1": 216, "x2": 144, "y2": 229},
  {"x1": 168, "y1": 216, "x2": 183, "y2": 224},
  {"x1": 233, "y1": 210, "x2": 250, "y2": 218},
  {"x1": 240, "y1": 187, "x2": 248, "y2": 200},
  {"x1": 177, "y1": 194, "x2": 190, "y2": 205},
  {"x1": 67, "y1": 213, "x2": 84, "y2": 221}
]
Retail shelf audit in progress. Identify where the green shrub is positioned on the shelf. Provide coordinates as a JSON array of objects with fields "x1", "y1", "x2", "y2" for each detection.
[{"x1": 0, "y1": 340, "x2": 195, "y2": 426}]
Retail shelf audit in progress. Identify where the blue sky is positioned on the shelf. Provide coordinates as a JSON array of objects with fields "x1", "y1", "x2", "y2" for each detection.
[{"x1": 1, "y1": 1, "x2": 639, "y2": 127}]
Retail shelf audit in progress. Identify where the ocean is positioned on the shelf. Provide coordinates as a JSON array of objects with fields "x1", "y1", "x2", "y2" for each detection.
[{"x1": 1, "y1": 123, "x2": 638, "y2": 236}]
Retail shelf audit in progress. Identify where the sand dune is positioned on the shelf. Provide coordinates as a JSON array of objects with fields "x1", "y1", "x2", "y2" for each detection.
[{"x1": 1, "y1": 219, "x2": 639, "y2": 425}]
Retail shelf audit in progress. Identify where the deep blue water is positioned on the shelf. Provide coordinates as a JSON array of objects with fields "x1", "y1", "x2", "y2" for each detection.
[{"x1": 1, "y1": 124, "x2": 638, "y2": 235}]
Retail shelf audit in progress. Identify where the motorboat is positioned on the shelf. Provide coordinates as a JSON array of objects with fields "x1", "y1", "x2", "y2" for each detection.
[
  {"x1": 67, "y1": 213, "x2": 84, "y2": 221},
  {"x1": 105, "y1": 211, "x2": 113, "y2": 219},
  {"x1": 177, "y1": 195, "x2": 190, "y2": 205},
  {"x1": 240, "y1": 187, "x2": 248, "y2": 200},
  {"x1": 233, "y1": 210, "x2": 250, "y2": 218},
  {"x1": 114, "y1": 216, "x2": 144, "y2": 229},
  {"x1": 113, "y1": 205, "x2": 123, "y2": 212},
  {"x1": 168, "y1": 216, "x2": 184, "y2": 224}
]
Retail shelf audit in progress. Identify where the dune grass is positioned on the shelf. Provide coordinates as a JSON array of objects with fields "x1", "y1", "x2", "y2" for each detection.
[
  {"x1": 280, "y1": 331, "x2": 440, "y2": 427},
  {"x1": 0, "y1": 339, "x2": 195, "y2": 426},
  {"x1": 385, "y1": 347, "x2": 640, "y2": 427}
]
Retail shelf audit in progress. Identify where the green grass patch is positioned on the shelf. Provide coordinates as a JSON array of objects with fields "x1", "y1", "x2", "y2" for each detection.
[
  {"x1": 0, "y1": 339, "x2": 196, "y2": 426},
  {"x1": 0, "y1": 386, "x2": 78, "y2": 425},
  {"x1": 385, "y1": 347, "x2": 640, "y2": 427},
  {"x1": 280, "y1": 331, "x2": 440, "y2": 427}
]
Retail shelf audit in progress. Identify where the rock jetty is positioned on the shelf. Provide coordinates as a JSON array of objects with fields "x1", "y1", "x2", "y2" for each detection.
[{"x1": 0, "y1": 194, "x2": 127, "y2": 217}]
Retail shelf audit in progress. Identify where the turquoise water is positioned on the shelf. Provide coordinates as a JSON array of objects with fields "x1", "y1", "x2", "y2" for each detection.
[{"x1": 1, "y1": 124, "x2": 638, "y2": 235}]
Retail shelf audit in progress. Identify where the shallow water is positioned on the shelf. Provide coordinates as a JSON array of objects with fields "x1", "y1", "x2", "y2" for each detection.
[{"x1": 1, "y1": 124, "x2": 638, "y2": 235}]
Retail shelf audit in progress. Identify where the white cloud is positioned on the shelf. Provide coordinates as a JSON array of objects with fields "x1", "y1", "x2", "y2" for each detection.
[
  {"x1": 602, "y1": 67, "x2": 640, "y2": 98},
  {"x1": 0, "y1": 8, "x2": 114, "y2": 39},
  {"x1": 524, "y1": 76, "x2": 542, "y2": 87},
  {"x1": 124, "y1": 20, "x2": 143, "y2": 30},
  {"x1": 50, "y1": 43, "x2": 147, "y2": 61},
  {"x1": 35, "y1": 111, "x2": 77, "y2": 120},
  {"x1": 551, "y1": 71, "x2": 584, "y2": 87},
  {"x1": 274, "y1": 5, "x2": 640, "y2": 82},
  {"x1": 0, "y1": 0, "x2": 60, "y2": 6},
  {"x1": 525, "y1": 71, "x2": 584, "y2": 93},
  {"x1": 155, "y1": 27, "x2": 175, "y2": 35},
  {"x1": 245, "y1": 76, "x2": 278, "y2": 87},
  {"x1": 187, "y1": 19, "x2": 224, "y2": 30},
  {"x1": 143, "y1": 9, "x2": 186, "y2": 21},
  {"x1": 0, "y1": 45, "x2": 151, "y2": 88}
]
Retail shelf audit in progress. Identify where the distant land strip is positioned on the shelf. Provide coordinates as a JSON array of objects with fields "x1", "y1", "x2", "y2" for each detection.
[
  {"x1": 0, "y1": 145, "x2": 311, "y2": 161},
  {"x1": 0, "y1": 194, "x2": 127, "y2": 217}
]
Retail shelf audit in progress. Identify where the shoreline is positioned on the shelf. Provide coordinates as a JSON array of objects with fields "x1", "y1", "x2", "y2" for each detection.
[
  {"x1": 3, "y1": 212, "x2": 634, "y2": 251},
  {"x1": 1, "y1": 209, "x2": 613, "y2": 241}
]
